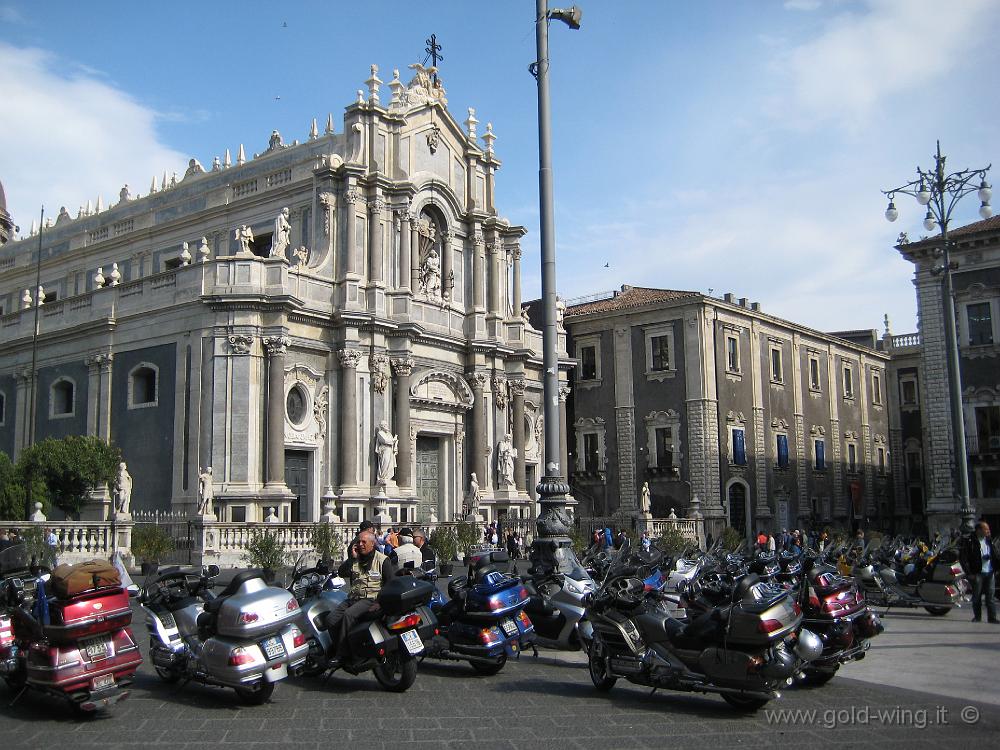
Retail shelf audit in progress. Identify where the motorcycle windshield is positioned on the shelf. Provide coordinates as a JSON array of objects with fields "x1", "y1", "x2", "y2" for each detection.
[
  {"x1": 0, "y1": 542, "x2": 29, "y2": 574},
  {"x1": 553, "y1": 545, "x2": 591, "y2": 582}
]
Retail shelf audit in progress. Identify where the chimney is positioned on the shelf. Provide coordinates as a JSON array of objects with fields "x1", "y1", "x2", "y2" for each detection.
[
  {"x1": 723, "y1": 293, "x2": 735, "y2": 303},
  {"x1": 738, "y1": 297, "x2": 749, "y2": 307},
  {"x1": 750, "y1": 302, "x2": 761, "y2": 312}
]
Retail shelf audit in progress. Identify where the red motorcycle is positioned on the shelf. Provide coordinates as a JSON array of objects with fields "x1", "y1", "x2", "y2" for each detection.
[{"x1": 0, "y1": 546, "x2": 142, "y2": 714}]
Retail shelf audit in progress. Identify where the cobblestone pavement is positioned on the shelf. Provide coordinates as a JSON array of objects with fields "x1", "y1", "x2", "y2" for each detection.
[{"x1": 1, "y1": 626, "x2": 995, "y2": 749}]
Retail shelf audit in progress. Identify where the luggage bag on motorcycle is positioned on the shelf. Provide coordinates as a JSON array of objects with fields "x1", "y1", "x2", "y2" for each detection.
[
  {"x1": 377, "y1": 577, "x2": 434, "y2": 616},
  {"x1": 50, "y1": 560, "x2": 122, "y2": 599}
]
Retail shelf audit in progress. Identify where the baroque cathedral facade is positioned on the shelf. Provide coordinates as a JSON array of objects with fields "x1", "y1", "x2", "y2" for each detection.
[{"x1": 0, "y1": 64, "x2": 566, "y2": 525}]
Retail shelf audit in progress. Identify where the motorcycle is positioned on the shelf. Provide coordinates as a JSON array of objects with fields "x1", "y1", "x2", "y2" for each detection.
[
  {"x1": 422, "y1": 551, "x2": 535, "y2": 675},
  {"x1": 795, "y1": 553, "x2": 884, "y2": 686},
  {"x1": 522, "y1": 547, "x2": 596, "y2": 651},
  {"x1": 288, "y1": 558, "x2": 436, "y2": 692},
  {"x1": 0, "y1": 546, "x2": 142, "y2": 713},
  {"x1": 141, "y1": 566, "x2": 310, "y2": 704},
  {"x1": 585, "y1": 539, "x2": 822, "y2": 711},
  {"x1": 853, "y1": 540, "x2": 965, "y2": 616}
]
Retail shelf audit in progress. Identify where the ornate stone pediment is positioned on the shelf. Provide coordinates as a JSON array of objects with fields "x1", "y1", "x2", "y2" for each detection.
[{"x1": 410, "y1": 369, "x2": 474, "y2": 410}]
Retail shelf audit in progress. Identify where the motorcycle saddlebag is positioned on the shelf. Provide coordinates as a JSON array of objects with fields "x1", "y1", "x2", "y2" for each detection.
[
  {"x1": 377, "y1": 576, "x2": 434, "y2": 616},
  {"x1": 50, "y1": 560, "x2": 121, "y2": 599}
]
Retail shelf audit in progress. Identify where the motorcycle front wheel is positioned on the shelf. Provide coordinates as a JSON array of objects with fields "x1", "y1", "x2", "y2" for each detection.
[
  {"x1": 587, "y1": 637, "x2": 617, "y2": 691},
  {"x1": 235, "y1": 680, "x2": 275, "y2": 705},
  {"x1": 924, "y1": 606, "x2": 950, "y2": 616},
  {"x1": 373, "y1": 653, "x2": 417, "y2": 692}
]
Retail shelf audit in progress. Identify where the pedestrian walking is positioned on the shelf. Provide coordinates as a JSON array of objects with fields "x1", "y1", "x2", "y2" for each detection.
[{"x1": 961, "y1": 521, "x2": 999, "y2": 623}]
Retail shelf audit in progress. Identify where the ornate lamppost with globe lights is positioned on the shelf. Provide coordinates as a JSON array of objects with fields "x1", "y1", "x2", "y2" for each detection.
[{"x1": 882, "y1": 141, "x2": 992, "y2": 533}]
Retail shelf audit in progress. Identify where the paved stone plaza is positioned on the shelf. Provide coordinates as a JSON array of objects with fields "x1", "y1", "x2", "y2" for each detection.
[{"x1": 0, "y1": 606, "x2": 996, "y2": 748}]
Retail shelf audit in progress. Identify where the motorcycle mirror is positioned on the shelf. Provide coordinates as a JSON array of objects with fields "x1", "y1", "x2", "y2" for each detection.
[{"x1": 206, "y1": 564, "x2": 220, "y2": 579}]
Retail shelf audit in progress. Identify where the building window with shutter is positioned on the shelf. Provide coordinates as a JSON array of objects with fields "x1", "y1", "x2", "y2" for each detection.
[
  {"x1": 814, "y1": 439, "x2": 826, "y2": 470},
  {"x1": 732, "y1": 428, "x2": 747, "y2": 465},
  {"x1": 776, "y1": 434, "x2": 789, "y2": 468},
  {"x1": 967, "y1": 302, "x2": 994, "y2": 346}
]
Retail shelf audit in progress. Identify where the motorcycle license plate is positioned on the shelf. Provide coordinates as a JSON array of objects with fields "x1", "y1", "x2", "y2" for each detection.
[
  {"x1": 260, "y1": 636, "x2": 285, "y2": 660},
  {"x1": 501, "y1": 618, "x2": 518, "y2": 637},
  {"x1": 401, "y1": 629, "x2": 423, "y2": 655},
  {"x1": 83, "y1": 636, "x2": 111, "y2": 661},
  {"x1": 91, "y1": 673, "x2": 115, "y2": 691}
]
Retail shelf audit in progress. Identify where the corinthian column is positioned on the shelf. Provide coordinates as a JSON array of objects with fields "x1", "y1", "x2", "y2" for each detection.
[
  {"x1": 368, "y1": 195, "x2": 384, "y2": 283},
  {"x1": 391, "y1": 357, "x2": 414, "y2": 488},
  {"x1": 338, "y1": 348, "x2": 362, "y2": 487},
  {"x1": 467, "y1": 373, "x2": 488, "y2": 487},
  {"x1": 511, "y1": 246, "x2": 522, "y2": 317},
  {"x1": 263, "y1": 336, "x2": 289, "y2": 488},
  {"x1": 486, "y1": 241, "x2": 500, "y2": 315},
  {"x1": 398, "y1": 210, "x2": 412, "y2": 290},
  {"x1": 472, "y1": 231, "x2": 486, "y2": 310},
  {"x1": 344, "y1": 189, "x2": 361, "y2": 275},
  {"x1": 510, "y1": 378, "x2": 527, "y2": 493}
]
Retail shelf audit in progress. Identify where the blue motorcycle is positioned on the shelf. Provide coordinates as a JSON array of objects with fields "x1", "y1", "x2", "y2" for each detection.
[{"x1": 421, "y1": 551, "x2": 535, "y2": 675}]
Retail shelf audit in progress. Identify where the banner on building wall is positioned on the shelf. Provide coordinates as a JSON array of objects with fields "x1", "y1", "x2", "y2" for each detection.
[{"x1": 850, "y1": 481, "x2": 863, "y2": 518}]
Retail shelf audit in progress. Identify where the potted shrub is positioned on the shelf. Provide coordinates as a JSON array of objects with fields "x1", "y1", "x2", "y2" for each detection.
[
  {"x1": 241, "y1": 528, "x2": 290, "y2": 583},
  {"x1": 455, "y1": 521, "x2": 480, "y2": 564},
  {"x1": 131, "y1": 525, "x2": 174, "y2": 575},
  {"x1": 428, "y1": 526, "x2": 458, "y2": 576},
  {"x1": 310, "y1": 522, "x2": 343, "y2": 567}
]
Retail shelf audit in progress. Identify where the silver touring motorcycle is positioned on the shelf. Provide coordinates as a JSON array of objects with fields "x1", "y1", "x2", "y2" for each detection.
[
  {"x1": 140, "y1": 567, "x2": 310, "y2": 704},
  {"x1": 585, "y1": 540, "x2": 822, "y2": 711}
]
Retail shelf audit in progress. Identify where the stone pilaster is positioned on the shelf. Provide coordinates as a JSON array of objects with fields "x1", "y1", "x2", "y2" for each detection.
[
  {"x1": 510, "y1": 378, "x2": 527, "y2": 493},
  {"x1": 511, "y1": 246, "x2": 522, "y2": 318},
  {"x1": 397, "y1": 209, "x2": 411, "y2": 290},
  {"x1": 441, "y1": 229, "x2": 453, "y2": 302},
  {"x1": 338, "y1": 348, "x2": 362, "y2": 488},
  {"x1": 263, "y1": 336, "x2": 290, "y2": 490},
  {"x1": 616, "y1": 407, "x2": 637, "y2": 511},
  {"x1": 753, "y1": 406, "x2": 770, "y2": 521},
  {"x1": 486, "y1": 241, "x2": 501, "y2": 316},
  {"x1": 13, "y1": 368, "x2": 31, "y2": 458},
  {"x1": 409, "y1": 211, "x2": 420, "y2": 295},
  {"x1": 367, "y1": 195, "x2": 385, "y2": 284},
  {"x1": 344, "y1": 188, "x2": 361, "y2": 276},
  {"x1": 467, "y1": 373, "x2": 488, "y2": 489},
  {"x1": 85, "y1": 352, "x2": 113, "y2": 443},
  {"x1": 391, "y1": 357, "x2": 414, "y2": 489},
  {"x1": 473, "y1": 232, "x2": 486, "y2": 311}
]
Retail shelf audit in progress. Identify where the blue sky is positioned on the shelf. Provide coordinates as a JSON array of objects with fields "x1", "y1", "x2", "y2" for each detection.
[{"x1": 2, "y1": 0, "x2": 998, "y2": 333}]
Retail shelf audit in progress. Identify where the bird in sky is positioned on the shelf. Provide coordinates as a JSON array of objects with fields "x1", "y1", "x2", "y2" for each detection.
[
  {"x1": 282, "y1": 21, "x2": 288, "y2": 27},
  {"x1": 603, "y1": 262, "x2": 610, "y2": 268}
]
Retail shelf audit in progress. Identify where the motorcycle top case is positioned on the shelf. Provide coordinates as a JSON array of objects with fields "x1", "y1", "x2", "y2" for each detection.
[
  {"x1": 50, "y1": 560, "x2": 122, "y2": 599},
  {"x1": 377, "y1": 576, "x2": 434, "y2": 616},
  {"x1": 213, "y1": 578, "x2": 302, "y2": 639},
  {"x1": 45, "y1": 587, "x2": 133, "y2": 643}
]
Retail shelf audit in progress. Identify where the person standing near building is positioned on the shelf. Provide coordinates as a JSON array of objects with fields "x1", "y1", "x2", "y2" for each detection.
[{"x1": 961, "y1": 521, "x2": 999, "y2": 623}]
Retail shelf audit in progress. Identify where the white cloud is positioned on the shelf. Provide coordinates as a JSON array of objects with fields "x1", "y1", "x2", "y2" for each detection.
[
  {"x1": 768, "y1": 0, "x2": 998, "y2": 130},
  {"x1": 0, "y1": 43, "x2": 186, "y2": 233}
]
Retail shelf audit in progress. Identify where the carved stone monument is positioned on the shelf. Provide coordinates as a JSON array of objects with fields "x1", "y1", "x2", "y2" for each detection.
[
  {"x1": 115, "y1": 461, "x2": 133, "y2": 519},
  {"x1": 271, "y1": 207, "x2": 291, "y2": 259},
  {"x1": 198, "y1": 466, "x2": 216, "y2": 519}
]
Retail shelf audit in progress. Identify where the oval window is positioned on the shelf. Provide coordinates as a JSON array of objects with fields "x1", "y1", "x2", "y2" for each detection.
[{"x1": 286, "y1": 386, "x2": 308, "y2": 426}]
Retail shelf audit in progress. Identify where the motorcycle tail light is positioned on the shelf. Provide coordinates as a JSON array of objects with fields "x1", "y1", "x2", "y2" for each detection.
[
  {"x1": 228, "y1": 647, "x2": 256, "y2": 666},
  {"x1": 518, "y1": 610, "x2": 532, "y2": 628},
  {"x1": 758, "y1": 619, "x2": 784, "y2": 634},
  {"x1": 808, "y1": 594, "x2": 820, "y2": 609},
  {"x1": 239, "y1": 612, "x2": 259, "y2": 624},
  {"x1": 112, "y1": 628, "x2": 136, "y2": 652},
  {"x1": 479, "y1": 626, "x2": 502, "y2": 645},
  {"x1": 950, "y1": 564, "x2": 963, "y2": 576},
  {"x1": 388, "y1": 614, "x2": 422, "y2": 632},
  {"x1": 291, "y1": 627, "x2": 308, "y2": 649},
  {"x1": 286, "y1": 598, "x2": 299, "y2": 612},
  {"x1": 792, "y1": 602, "x2": 802, "y2": 616},
  {"x1": 519, "y1": 587, "x2": 529, "y2": 601},
  {"x1": 945, "y1": 585, "x2": 958, "y2": 597},
  {"x1": 747, "y1": 654, "x2": 764, "y2": 672}
]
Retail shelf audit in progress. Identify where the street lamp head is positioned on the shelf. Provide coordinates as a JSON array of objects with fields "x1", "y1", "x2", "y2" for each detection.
[
  {"x1": 980, "y1": 201, "x2": 993, "y2": 220},
  {"x1": 923, "y1": 210, "x2": 937, "y2": 232},
  {"x1": 884, "y1": 200, "x2": 898, "y2": 222},
  {"x1": 916, "y1": 181, "x2": 931, "y2": 206},
  {"x1": 549, "y1": 5, "x2": 583, "y2": 29},
  {"x1": 978, "y1": 178, "x2": 992, "y2": 204}
]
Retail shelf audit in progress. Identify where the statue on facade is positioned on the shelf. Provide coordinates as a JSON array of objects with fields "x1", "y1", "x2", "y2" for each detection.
[
  {"x1": 235, "y1": 225, "x2": 254, "y2": 255},
  {"x1": 467, "y1": 473, "x2": 481, "y2": 518},
  {"x1": 267, "y1": 129, "x2": 285, "y2": 151},
  {"x1": 640, "y1": 481, "x2": 651, "y2": 515},
  {"x1": 497, "y1": 433, "x2": 517, "y2": 488},
  {"x1": 115, "y1": 462, "x2": 133, "y2": 515},
  {"x1": 271, "y1": 207, "x2": 291, "y2": 259},
  {"x1": 198, "y1": 466, "x2": 215, "y2": 516},
  {"x1": 374, "y1": 421, "x2": 398, "y2": 485},
  {"x1": 555, "y1": 295, "x2": 567, "y2": 325},
  {"x1": 418, "y1": 246, "x2": 442, "y2": 298}
]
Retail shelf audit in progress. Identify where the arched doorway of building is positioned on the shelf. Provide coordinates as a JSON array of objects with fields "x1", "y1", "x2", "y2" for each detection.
[{"x1": 727, "y1": 480, "x2": 749, "y2": 539}]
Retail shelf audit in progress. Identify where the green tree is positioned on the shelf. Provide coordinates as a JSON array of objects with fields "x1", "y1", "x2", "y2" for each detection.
[
  {"x1": 310, "y1": 522, "x2": 344, "y2": 563},
  {"x1": 0, "y1": 452, "x2": 46, "y2": 520},
  {"x1": 719, "y1": 525, "x2": 745, "y2": 552},
  {"x1": 454, "y1": 521, "x2": 480, "y2": 559},
  {"x1": 17, "y1": 436, "x2": 120, "y2": 520},
  {"x1": 428, "y1": 526, "x2": 458, "y2": 563}
]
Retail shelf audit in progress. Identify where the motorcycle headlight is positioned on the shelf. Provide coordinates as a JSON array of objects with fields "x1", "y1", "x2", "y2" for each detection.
[{"x1": 563, "y1": 579, "x2": 584, "y2": 595}]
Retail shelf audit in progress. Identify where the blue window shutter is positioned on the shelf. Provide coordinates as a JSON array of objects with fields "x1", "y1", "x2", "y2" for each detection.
[
  {"x1": 815, "y1": 440, "x2": 825, "y2": 469},
  {"x1": 734, "y1": 429, "x2": 746, "y2": 465},
  {"x1": 777, "y1": 434, "x2": 789, "y2": 468}
]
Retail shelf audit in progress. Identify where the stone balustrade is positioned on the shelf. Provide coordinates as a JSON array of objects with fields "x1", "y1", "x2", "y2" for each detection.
[{"x1": 2, "y1": 521, "x2": 131, "y2": 564}]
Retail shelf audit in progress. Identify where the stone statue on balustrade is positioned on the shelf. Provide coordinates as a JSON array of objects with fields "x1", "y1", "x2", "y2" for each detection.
[
  {"x1": 198, "y1": 466, "x2": 216, "y2": 518},
  {"x1": 114, "y1": 462, "x2": 133, "y2": 518},
  {"x1": 374, "y1": 421, "x2": 398, "y2": 489},
  {"x1": 466, "y1": 473, "x2": 482, "y2": 521},
  {"x1": 640, "y1": 481, "x2": 651, "y2": 517},
  {"x1": 270, "y1": 207, "x2": 291, "y2": 260},
  {"x1": 235, "y1": 225, "x2": 254, "y2": 255}
]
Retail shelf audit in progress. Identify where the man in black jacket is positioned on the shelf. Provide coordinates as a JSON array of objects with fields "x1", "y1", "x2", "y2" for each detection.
[{"x1": 961, "y1": 521, "x2": 999, "y2": 623}]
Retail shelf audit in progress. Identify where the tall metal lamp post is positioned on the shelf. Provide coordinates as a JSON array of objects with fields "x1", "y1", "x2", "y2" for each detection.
[
  {"x1": 882, "y1": 141, "x2": 992, "y2": 533},
  {"x1": 529, "y1": 1, "x2": 582, "y2": 573}
]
